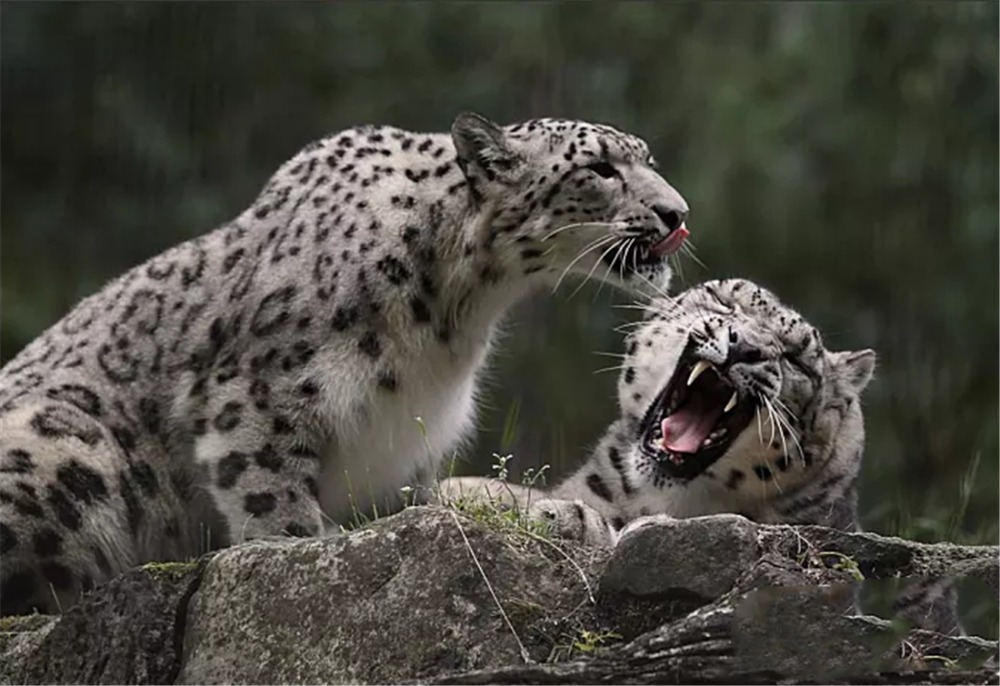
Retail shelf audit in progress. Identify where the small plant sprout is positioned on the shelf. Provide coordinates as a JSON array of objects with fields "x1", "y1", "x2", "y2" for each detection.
[
  {"x1": 400, "y1": 485, "x2": 414, "y2": 508},
  {"x1": 819, "y1": 551, "x2": 864, "y2": 581},
  {"x1": 492, "y1": 452, "x2": 513, "y2": 482},
  {"x1": 572, "y1": 629, "x2": 622, "y2": 655},
  {"x1": 521, "y1": 465, "x2": 550, "y2": 489}
]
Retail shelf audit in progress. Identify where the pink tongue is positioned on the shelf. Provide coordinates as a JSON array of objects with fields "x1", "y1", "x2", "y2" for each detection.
[
  {"x1": 661, "y1": 402, "x2": 725, "y2": 453},
  {"x1": 650, "y1": 225, "x2": 690, "y2": 257}
]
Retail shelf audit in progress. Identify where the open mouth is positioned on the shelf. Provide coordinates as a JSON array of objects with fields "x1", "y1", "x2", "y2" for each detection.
[{"x1": 639, "y1": 347, "x2": 756, "y2": 480}]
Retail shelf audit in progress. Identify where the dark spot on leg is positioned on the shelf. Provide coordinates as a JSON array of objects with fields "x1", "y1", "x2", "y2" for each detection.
[
  {"x1": 250, "y1": 379, "x2": 271, "y2": 409},
  {"x1": 56, "y1": 459, "x2": 109, "y2": 505},
  {"x1": 272, "y1": 416, "x2": 294, "y2": 435},
  {"x1": 46, "y1": 486, "x2": 82, "y2": 530},
  {"x1": 1, "y1": 448, "x2": 35, "y2": 474},
  {"x1": 297, "y1": 379, "x2": 319, "y2": 397},
  {"x1": 41, "y1": 561, "x2": 74, "y2": 590},
  {"x1": 129, "y1": 461, "x2": 159, "y2": 497},
  {"x1": 331, "y1": 306, "x2": 358, "y2": 332},
  {"x1": 254, "y1": 445, "x2": 284, "y2": 473},
  {"x1": 251, "y1": 286, "x2": 296, "y2": 337},
  {"x1": 170, "y1": 469, "x2": 195, "y2": 502},
  {"x1": 213, "y1": 401, "x2": 244, "y2": 432},
  {"x1": 217, "y1": 452, "x2": 249, "y2": 489},
  {"x1": 11, "y1": 491, "x2": 44, "y2": 518},
  {"x1": 45, "y1": 384, "x2": 103, "y2": 417},
  {"x1": 32, "y1": 528, "x2": 62, "y2": 557},
  {"x1": 31, "y1": 405, "x2": 103, "y2": 446},
  {"x1": 138, "y1": 396, "x2": 162, "y2": 435},
  {"x1": 358, "y1": 331, "x2": 382, "y2": 358},
  {"x1": 111, "y1": 425, "x2": 137, "y2": 455},
  {"x1": 245, "y1": 492, "x2": 277, "y2": 516},
  {"x1": 304, "y1": 476, "x2": 319, "y2": 500},
  {"x1": 0, "y1": 522, "x2": 17, "y2": 554}
]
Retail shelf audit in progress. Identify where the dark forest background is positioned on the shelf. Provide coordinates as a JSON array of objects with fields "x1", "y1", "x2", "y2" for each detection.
[{"x1": 1, "y1": 1, "x2": 997, "y2": 630}]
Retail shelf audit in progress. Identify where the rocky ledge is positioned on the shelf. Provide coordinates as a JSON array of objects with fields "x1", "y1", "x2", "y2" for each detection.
[{"x1": 1, "y1": 506, "x2": 997, "y2": 685}]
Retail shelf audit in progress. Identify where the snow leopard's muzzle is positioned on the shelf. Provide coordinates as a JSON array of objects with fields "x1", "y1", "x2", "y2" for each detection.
[{"x1": 599, "y1": 169, "x2": 691, "y2": 285}]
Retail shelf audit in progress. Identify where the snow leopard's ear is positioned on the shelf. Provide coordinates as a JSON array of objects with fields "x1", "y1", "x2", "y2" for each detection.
[
  {"x1": 830, "y1": 349, "x2": 877, "y2": 394},
  {"x1": 451, "y1": 112, "x2": 523, "y2": 188}
]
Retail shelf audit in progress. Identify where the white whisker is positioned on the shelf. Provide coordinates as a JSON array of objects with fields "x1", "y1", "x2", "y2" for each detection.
[
  {"x1": 567, "y1": 237, "x2": 626, "y2": 300},
  {"x1": 593, "y1": 236, "x2": 633, "y2": 300},
  {"x1": 592, "y1": 363, "x2": 629, "y2": 375},
  {"x1": 541, "y1": 220, "x2": 625, "y2": 243},
  {"x1": 770, "y1": 397, "x2": 804, "y2": 465},
  {"x1": 633, "y1": 271, "x2": 672, "y2": 300},
  {"x1": 763, "y1": 396, "x2": 789, "y2": 463},
  {"x1": 680, "y1": 241, "x2": 708, "y2": 270},
  {"x1": 550, "y1": 234, "x2": 619, "y2": 295}
]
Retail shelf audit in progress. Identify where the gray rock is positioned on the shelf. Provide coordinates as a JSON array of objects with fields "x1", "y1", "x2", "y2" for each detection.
[
  {"x1": 177, "y1": 506, "x2": 605, "y2": 684},
  {"x1": 597, "y1": 514, "x2": 760, "y2": 638},
  {"x1": 0, "y1": 560, "x2": 204, "y2": 684},
  {"x1": 758, "y1": 525, "x2": 999, "y2": 587},
  {"x1": 433, "y1": 586, "x2": 999, "y2": 685},
  {"x1": 1, "y1": 506, "x2": 996, "y2": 685}
]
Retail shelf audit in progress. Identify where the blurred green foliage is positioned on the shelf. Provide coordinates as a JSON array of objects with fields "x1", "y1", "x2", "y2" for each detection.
[{"x1": 1, "y1": 1, "x2": 996, "y2": 563}]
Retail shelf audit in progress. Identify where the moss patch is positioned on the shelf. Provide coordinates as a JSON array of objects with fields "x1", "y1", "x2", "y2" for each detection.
[{"x1": 140, "y1": 561, "x2": 198, "y2": 580}]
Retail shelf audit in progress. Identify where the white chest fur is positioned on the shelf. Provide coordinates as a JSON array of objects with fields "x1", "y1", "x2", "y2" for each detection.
[{"x1": 315, "y1": 325, "x2": 495, "y2": 525}]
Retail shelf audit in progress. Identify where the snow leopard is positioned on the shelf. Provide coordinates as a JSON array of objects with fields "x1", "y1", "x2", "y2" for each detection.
[{"x1": 0, "y1": 112, "x2": 690, "y2": 615}]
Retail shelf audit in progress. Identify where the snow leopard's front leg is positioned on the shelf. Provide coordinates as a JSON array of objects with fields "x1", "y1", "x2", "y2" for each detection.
[
  {"x1": 436, "y1": 476, "x2": 616, "y2": 547},
  {"x1": 193, "y1": 379, "x2": 326, "y2": 544}
]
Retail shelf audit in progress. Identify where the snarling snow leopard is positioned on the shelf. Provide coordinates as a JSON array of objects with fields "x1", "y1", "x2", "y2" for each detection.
[
  {"x1": 442, "y1": 277, "x2": 876, "y2": 537},
  {"x1": 0, "y1": 112, "x2": 691, "y2": 616},
  {"x1": 441, "y1": 277, "x2": 964, "y2": 635}
]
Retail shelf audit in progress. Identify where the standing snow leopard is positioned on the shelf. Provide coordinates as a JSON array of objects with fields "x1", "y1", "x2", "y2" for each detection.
[
  {"x1": 0, "y1": 113, "x2": 690, "y2": 615},
  {"x1": 441, "y1": 277, "x2": 964, "y2": 635}
]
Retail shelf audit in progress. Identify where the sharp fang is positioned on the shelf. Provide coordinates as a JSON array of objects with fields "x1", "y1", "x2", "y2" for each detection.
[
  {"x1": 723, "y1": 391, "x2": 738, "y2": 414},
  {"x1": 687, "y1": 360, "x2": 712, "y2": 386}
]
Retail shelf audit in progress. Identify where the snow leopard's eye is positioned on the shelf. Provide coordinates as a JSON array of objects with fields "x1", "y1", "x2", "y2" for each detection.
[{"x1": 586, "y1": 161, "x2": 619, "y2": 179}]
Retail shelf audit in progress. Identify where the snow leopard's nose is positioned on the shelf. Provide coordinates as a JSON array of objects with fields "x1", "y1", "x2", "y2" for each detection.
[{"x1": 652, "y1": 204, "x2": 688, "y2": 233}]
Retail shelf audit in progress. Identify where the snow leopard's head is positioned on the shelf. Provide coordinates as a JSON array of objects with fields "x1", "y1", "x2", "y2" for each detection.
[
  {"x1": 451, "y1": 112, "x2": 690, "y2": 297},
  {"x1": 617, "y1": 278, "x2": 876, "y2": 494}
]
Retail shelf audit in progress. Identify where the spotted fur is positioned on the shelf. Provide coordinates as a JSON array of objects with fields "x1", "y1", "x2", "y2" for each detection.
[
  {"x1": 442, "y1": 278, "x2": 964, "y2": 635},
  {"x1": 560, "y1": 277, "x2": 876, "y2": 529},
  {"x1": 0, "y1": 113, "x2": 690, "y2": 615},
  {"x1": 443, "y1": 278, "x2": 875, "y2": 531}
]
